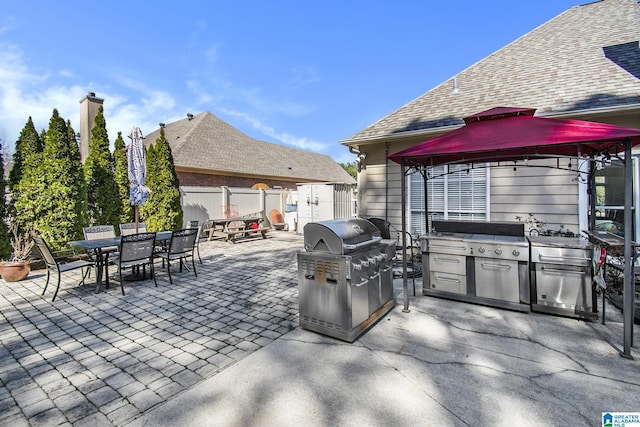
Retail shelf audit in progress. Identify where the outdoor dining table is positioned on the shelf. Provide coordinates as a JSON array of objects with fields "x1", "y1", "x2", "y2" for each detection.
[{"x1": 68, "y1": 230, "x2": 173, "y2": 293}]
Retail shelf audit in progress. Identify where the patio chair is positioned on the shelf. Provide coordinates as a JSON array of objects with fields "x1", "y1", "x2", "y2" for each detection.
[
  {"x1": 269, "y1": 209, "x2": 288, "y2": 231},
  {"x1": 187, "y1": 220, "x2": 203, "y2": 264},
  {"x1": 83, "y1": 225, "x2": 119, "y2": 258},
  {"x1": 109, "y1": 232, "x2": 158, "y2": 295},
  {"x1": 83, "y1": 224, "x2": 117, "y2": 240},
  {"x1": 31, "y1": 233, "x2": 95, "y2": 302},
  {"x1": 119, "y1": 222, "x2": 147, "y2": 236},
  {"x1": 155, "y1": 228, "x2": 198, "y2": 284}
]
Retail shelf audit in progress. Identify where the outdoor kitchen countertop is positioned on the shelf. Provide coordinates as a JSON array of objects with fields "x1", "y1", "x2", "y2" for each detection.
[
  {"x1": 528, "y1": 235, "x2": 593, "y2": 249},
  {"x1": 419, "y1": 232, "x2": 467, "y2": 241}
]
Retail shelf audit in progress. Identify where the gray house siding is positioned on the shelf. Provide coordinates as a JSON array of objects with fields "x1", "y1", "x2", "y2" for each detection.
[
  {"x1": 362, "y1": 160, "x2": 581, "y2": 237},
  {"x1": 489, "y1": 160, "x2": 580, "y2": 235}
]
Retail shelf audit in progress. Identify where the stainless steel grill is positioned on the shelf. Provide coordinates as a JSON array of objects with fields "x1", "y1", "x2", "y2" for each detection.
[
  {"x1": 466, "y1": 233, "x2": 530, "y2": 308},
  {"x1": 298, "y1": 218, "x2": 396, "y2": 342},
  {"x1": 421, "y1": 220, "x2": 531, "y2": 312}
]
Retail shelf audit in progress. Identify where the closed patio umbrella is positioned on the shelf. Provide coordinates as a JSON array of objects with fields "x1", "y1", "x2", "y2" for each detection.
[{"x1": 127, "y1": 126, "x2": 151, "y2": 233}]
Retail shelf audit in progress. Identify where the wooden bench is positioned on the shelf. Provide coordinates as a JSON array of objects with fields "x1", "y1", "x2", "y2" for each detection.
[{"x1": 223, "y1": 226, "x2": 271, "y2": 243}]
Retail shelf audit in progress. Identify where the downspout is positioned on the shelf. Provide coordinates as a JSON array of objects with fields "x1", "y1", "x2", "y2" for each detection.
[{"x1": 349, "y1": 146, "x2": 363, "y2": 216}]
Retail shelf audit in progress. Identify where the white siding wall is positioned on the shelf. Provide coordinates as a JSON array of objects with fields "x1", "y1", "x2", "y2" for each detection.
[
  {"x1": 489, "y1": 159, "x2": 580, "y2": 235},
  {"x1": 358, "y1": 146, "x2": 403, "y2": 229}
]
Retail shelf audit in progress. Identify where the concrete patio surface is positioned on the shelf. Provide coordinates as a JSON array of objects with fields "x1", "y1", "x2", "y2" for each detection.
[
  {"x1": 1, "y1": 230, "x2": 639, "y2": 426},
  {"x1": 130, "y1": 281, "x2": 640, "y2": 427}
]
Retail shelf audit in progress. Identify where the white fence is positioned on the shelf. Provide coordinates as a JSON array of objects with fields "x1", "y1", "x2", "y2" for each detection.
[{"x1": 180, "y1": 186, "x2": 293, "y2": 227}]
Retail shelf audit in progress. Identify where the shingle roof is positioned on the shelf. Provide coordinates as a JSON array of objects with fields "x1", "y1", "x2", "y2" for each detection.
[
  {"x1": 143, "y1": 111, "x2": 355, "y2": 184},
  {"x1": 342, "y1": 0, "x2": 640, "y2": 144}
]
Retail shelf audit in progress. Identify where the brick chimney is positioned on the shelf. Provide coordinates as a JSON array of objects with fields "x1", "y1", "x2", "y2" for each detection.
[{"x1": 79, "y1": 92, "x2": 104, "y2": 162}]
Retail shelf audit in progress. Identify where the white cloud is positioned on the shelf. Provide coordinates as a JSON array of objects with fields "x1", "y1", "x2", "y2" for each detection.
[
  {"x1": 0, "y1": 17, "x2": 18, "y2": 35},
  {"x1": 0, "y1": 44, "x2": 185, "y2": 152},
  {"x1": 0, "y1": 44, "x2": 89, "y2": 149},
  {"x1": 203, "y1": 44, "x2": 220, "y2": 64},
  {"x1": 0, "y1": 38, "x2": 343, "y2": 165},
  {"x1": 220, "y1": 107, "x2": 329, "y2": 153},
  {"x1": 58, "y1": 69, "x2": 75, "y2": 78},
  {"x1": 102, "y1": 87, "x2": 180, "y2": 141},
  {"x1": 290, "y1": 65, "x2": 321, "y2": 90}
]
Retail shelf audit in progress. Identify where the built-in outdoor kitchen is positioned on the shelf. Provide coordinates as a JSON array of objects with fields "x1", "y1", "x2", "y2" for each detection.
[
  {"x1": 421, "y1": 220, "x2": 596, "y2": 319},
  {"x1": 383, "y1": 106, "x2": 639, "y2": 358}
]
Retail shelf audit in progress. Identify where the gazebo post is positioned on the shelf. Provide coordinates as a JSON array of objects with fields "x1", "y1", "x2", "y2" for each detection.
[
  {"x1": 622, "y1": 138, "x2": 634, "y2": 358},
  {"x1": 401, "y1": 158, "x2": 410, "y2": 313},
  {"x1": 423, "y1": 167, "x2": 429, "y2": 233}
]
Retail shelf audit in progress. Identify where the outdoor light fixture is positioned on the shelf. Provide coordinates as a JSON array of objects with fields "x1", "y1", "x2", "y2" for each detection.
[{"x1": 451, "y1": 77, "x2": 461, "y2": 94}]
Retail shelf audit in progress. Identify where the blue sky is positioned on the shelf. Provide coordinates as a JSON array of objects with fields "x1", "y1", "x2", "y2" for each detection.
[{"x1": 0, "y1": 1, "x2": 583, "y2": 164}]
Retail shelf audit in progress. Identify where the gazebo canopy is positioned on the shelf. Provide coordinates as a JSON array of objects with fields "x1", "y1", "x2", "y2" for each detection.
[
  {"x1": 386, "y1": 106, "x2": 640, "y2": 359},
  {"x1": 387, "y1": 107, "x2": 640, "y2": 167}
]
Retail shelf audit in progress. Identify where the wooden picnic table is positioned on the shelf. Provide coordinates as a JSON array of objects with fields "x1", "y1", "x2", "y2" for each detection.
[{"x1": 204, "y1": 216, "x2": 270, "y2": 243}]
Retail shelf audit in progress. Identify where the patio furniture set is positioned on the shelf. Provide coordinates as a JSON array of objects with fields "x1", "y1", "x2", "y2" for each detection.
[{"x1": 32, "y1": 222, "x2": 201, "y2": 302}]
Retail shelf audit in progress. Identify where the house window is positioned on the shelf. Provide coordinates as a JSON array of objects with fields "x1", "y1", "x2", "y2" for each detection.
[
  {"x1": 409, "y1": 164, "x2": 489, "y2": 235},
  {"x1": 593, "y1": 158, "x2": 636, "y2": 237}
]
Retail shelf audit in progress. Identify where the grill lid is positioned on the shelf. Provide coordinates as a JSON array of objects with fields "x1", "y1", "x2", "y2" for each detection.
[{"x1": 303, "y1": 218, "x2": 382, "y2": 254}]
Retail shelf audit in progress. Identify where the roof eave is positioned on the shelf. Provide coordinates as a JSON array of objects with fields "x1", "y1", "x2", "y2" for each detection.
[
  {"x1": 176, "y1": 165, "x2": 353, "y2": 184},
  {"x1": 341, "y1": 103, "x2": 640, "y2": 147}
]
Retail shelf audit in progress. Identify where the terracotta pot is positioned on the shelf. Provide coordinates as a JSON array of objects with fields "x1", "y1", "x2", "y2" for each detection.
[{"x1": 0, "y1": 261, "x2": 31, "y2": 282}]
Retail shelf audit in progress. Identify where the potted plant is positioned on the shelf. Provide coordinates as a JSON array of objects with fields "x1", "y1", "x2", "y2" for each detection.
[{"x1": 0, "y1": 222, "x2": 34, "y2": 282}]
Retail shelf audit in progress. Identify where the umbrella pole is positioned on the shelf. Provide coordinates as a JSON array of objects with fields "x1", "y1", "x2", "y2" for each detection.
[{"x1": 135, "y1": 205, "x2": 139, "y2": 234}]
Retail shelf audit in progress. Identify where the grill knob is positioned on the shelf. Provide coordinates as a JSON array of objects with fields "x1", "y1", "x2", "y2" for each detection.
[
  {"x1": 361, "y1": 259, "x2": 370, "y2": 267},
  {"x1": 512, "y1": 249, "x2": 520, "y2": 257},
  {"x1": 494, "y1": 248, "x2": 502, "y2": 255},
  {"x1": 478, "y1": 247, "x2": 485, "y2": 253},
  {"x1": 353, "y1": 263, "x2": 362, "y2": 271}
]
